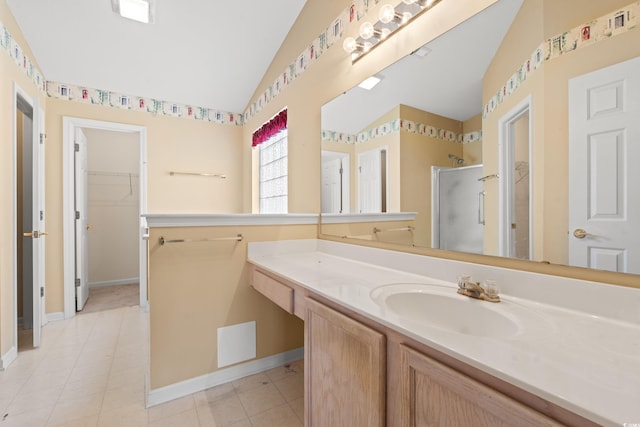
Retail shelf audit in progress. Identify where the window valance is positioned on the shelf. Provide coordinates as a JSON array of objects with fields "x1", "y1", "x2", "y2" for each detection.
[{"x1": 252, "y1": 109, "x2": 287, "y2": 147}]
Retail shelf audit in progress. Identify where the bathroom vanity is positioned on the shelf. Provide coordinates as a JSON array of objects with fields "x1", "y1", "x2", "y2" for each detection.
[{"x1": 248, "y1": 239, "x2": 640, "y2": 427}]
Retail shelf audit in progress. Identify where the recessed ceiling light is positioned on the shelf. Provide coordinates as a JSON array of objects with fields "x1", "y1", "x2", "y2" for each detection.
[
  {"x1": 111, "y1": 0, "x2": 155, "y2": 24},
  {"x1": 411, "y1": 45, "x2": 432, "y2": 58},
  {"x1": 358, "y1": 75, "x2": 383, "y2": 90}
]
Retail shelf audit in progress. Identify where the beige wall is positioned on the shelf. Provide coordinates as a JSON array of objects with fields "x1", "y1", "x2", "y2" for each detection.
[
  {"x1": 148, "y1": 224, "x2": 314, "y2": 389},
  {"x1": 462, "y1": 113, "x2": 482, "y2": 165},
  {"x1": 84, "y1": 129, "x2": 140, "y2": 285},
  {"x1": 0, "y1": 0, "x2": 46, "y2": 358}
]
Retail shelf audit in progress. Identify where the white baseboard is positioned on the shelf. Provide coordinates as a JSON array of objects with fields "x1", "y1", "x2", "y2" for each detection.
[
  {"x1": 0, "y1": 346, "x2": 17, "y2": 370},
  {"x1": 89, "y1": 278, "x2": 139, "y2": 288},
  {"x1": 147, "y1": 347, "x2": 303, "y2": 408},
  {"x1": 47, "y1": 312, "x2": 65, "y2": 322}
]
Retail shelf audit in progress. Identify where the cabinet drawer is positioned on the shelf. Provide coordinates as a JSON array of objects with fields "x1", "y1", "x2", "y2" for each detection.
[{"x1": 253, "y1": 270, "x2": 294, "y2": 314}]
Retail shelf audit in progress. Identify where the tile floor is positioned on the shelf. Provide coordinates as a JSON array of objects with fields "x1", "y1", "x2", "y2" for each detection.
[
  {"x1": 0, "y1": 305, "x2": 304, "y2": 427},
  {"x1": 80, "y1": 284, "x2": 140, "y2": 314}
]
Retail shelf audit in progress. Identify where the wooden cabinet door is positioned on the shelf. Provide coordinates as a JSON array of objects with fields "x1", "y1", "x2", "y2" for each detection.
[
  {"x1": 305, "y1": 298, "x2": 386, "y2": 427},
  {"x1": 398, "y1": 344, "x2": 563, "y2": 427}
]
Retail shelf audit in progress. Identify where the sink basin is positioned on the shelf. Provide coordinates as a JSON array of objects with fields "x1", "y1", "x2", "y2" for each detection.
[{"x1": 370, "y1": 283, "x2": 520, "y2": 338}]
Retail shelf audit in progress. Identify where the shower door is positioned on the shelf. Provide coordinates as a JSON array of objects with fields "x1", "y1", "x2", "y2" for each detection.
[{"x1": 432, "y1": 165, "x2": 484, "y2": 254}]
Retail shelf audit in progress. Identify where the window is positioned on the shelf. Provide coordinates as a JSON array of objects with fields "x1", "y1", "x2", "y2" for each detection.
[{"x1": 259, "y1": 129, "x2": 288, "y2": 213}]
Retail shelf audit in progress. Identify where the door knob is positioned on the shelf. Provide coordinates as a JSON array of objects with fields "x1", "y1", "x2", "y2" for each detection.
[
  {"x1": 573, "y1": 228, "x2": 594, "y2": 239},
  {"x1": 23, "y1": 231, "x2": 48, "y2": 238},
  {"x1": 86, "y1": 224, "x2": 93, "y2": 230}
]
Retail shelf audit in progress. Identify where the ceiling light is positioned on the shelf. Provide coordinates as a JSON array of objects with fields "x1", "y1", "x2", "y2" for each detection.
[
  {"x1": 378, "y1": 4, "x2": 396, "y2": 24},
  {"x1": 411, "y1": 45, "x2": 432, "y2": 57},
  {"x1": 343, "y1": 37, "x2": 358, "y2": 53},
  {"x1": 344, "y1": 0, "x2": 443, "y2": 62},
  {"x1": 111, "y1": 0, "x2": 155, "y2": 24},
  {"x1": 359, "y1": 22, "x2": 375, "y2": 39},
  {"x1": 358, "y1": 75, "x2": 382, "y2": 90}
]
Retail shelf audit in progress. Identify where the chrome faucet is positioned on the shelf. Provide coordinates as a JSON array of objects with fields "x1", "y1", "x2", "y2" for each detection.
[{"x1": 457, "y1": 276, "x2": 500, "y2": 303}]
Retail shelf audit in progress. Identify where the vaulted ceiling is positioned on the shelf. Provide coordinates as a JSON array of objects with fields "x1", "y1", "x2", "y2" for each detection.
[{"x1": 7, "y1": 0, "x2": 307, "y2": 114}]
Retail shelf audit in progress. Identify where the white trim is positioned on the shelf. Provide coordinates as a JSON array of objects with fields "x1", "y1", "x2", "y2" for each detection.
[
  {"x1": 498, "y1": 95, "x2": 533, "y2": 259},
  {"x1": 143, "y1": 213, "x2": 319, "y2": 228},
  {"x1": 320, "y1": 212, "x2": 416, "y2": 224},
  {"x1": 431, "y1": 166, "x2": 445, "y2": 249},
  {"x1": 47, "y1": 312, "x2": 65, "y2": 322},
  {"x1": 63, "y1": 117, "x2": 148, "y2": 319},
  {"x1": 0, "y1": 346, "x2": 18, "y2": 370},
  {"x1": 146, "y1": 347, "x2": 304, "y2": 407},
  {"x1": 89, "y1": 278, "x2": 140, "y2": 288}
]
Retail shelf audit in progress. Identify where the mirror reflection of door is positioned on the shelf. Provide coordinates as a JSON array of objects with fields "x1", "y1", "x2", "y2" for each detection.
[
  {"x1": 569, "y1": 56, "x2": 640, "y2": 274},
  {"x1": 358, "y1": 147, "x2": 388, "y2": 213},
  {"x1": 500, "y1": 99, "x2": 531, "y2": 260},
  {"x1": 321, "y1": 151, "x2": 350, "y2": 214}
]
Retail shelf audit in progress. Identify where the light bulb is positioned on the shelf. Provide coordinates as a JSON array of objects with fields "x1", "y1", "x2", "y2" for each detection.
[
  {"x1": 363, "y1": 41, "x2": 373, "y2": 52},
  {"x1": 380, "y1": 28, "x2": 391, "y2": 39},
  {"x1": 359, "y1": 21, "x2": 375, "y2": 40},
  {"x1": 379, "y1": 4, "x2": 395, "y2": 24},
  {"x1": 403, "y1": 0, "x2": 417, "y2": 3},
  {"x1": 343, "y1": 37, "x2": 357, "y2": 53},
  {"x1": 401, "y1": 11, "x2": 412, "y2": 24}
]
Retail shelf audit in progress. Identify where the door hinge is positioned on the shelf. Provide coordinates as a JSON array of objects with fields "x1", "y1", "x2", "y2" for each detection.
[
  {"x1": 40, "y1": 210, "x2": 44, "y2": 221},
  {"x1": 40, "y1": 133, "x2": 45, "y2": 144},
  {"x1": 40, "y1": 287, "x2": 44, "y2": 297},
  {"x1": 75, "y1": 278, "x2": 81, "y2": 287},
  {"x1": 75, "y1": 210, "x2": 80, "y2": 220},
  {"x1": 74, "y1": 143, "x2": 80, "y2": 152}
]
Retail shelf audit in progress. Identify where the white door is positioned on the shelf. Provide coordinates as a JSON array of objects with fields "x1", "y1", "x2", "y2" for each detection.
[
  {"x1": 28, "y1": 99, "x2": 45, "y2": 347},
  {"x1": 322, "y1": 157, "x2": 343, "y2": 213},
  {"x1": 75, "y1": 128, "x2": 90, "y2": 310},
  {"x1": 569, "y1": 56, "x2": 640, "y2": 273},
  {"x1": 358, "y1": 148, "x2": 382, "y2": 213}
]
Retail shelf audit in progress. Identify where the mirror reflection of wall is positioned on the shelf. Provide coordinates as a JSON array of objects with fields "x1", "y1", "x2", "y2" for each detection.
[{"x1": 320, "y1": 0, "x2": 640, "y2": 277}]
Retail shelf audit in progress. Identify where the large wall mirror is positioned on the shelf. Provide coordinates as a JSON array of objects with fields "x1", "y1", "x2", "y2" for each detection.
[{"x1": 320, "y1": 0, "x2": 640, "y2": 279}]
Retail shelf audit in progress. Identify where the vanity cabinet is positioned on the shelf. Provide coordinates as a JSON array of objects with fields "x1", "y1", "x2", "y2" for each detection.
[
  {"x1": 305, "y1": 297, "x2": 386, "y2": 426},
  {"x1": 396, "y1": 344, "x2": 562, "y2": 426},
  {"x1": 252, "y1": 269, "x2": 294, "y2": 314},
  {"x1": 249, "y1": 266, "x2": 588, "y2": 426}
]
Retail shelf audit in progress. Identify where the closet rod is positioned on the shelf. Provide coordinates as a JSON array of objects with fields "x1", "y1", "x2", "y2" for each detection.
[
  {"x1": 88, "y1": 170, "x2": 139, "y2": 177},
  {"x1": 159, "y1": 234, "x2": 243, "y2": 246},
  {"x1": 373, "y1": 226, "x2": 415, "y2": 233},
  {"x1": 169, "y1": 171, "x2": 227, "y2": 178}
]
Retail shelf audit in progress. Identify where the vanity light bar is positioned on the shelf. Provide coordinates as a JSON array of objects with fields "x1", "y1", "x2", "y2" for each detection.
[{"x1": 343, "y1": 0, "x2": 443, "y2": 62}]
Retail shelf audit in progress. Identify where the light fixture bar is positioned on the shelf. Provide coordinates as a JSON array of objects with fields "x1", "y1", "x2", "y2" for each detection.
[{"x1": 344, "y1": 0, "x2": 443, "y2": 62}]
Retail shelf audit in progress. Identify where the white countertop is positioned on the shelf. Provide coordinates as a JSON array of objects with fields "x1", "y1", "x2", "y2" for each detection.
[{"x1": 248, "y1": 239, "x2": 640, "y2": 427}]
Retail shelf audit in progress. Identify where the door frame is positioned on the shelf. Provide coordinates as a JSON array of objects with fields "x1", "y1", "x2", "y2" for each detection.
[
  {"x1": 62, "y1": 117, "x2": 148, "y2": 319},
  {"x1": 9, "y1": 83, "x2": 45, "y2": 365},
  {"x1": 498, "y1": 95, "x2": 533, "y2": 259}
]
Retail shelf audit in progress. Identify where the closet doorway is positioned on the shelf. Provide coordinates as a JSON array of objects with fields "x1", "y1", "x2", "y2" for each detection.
[{"x1": 63, "y1": 118, "x2": 147, "y2": 318}]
